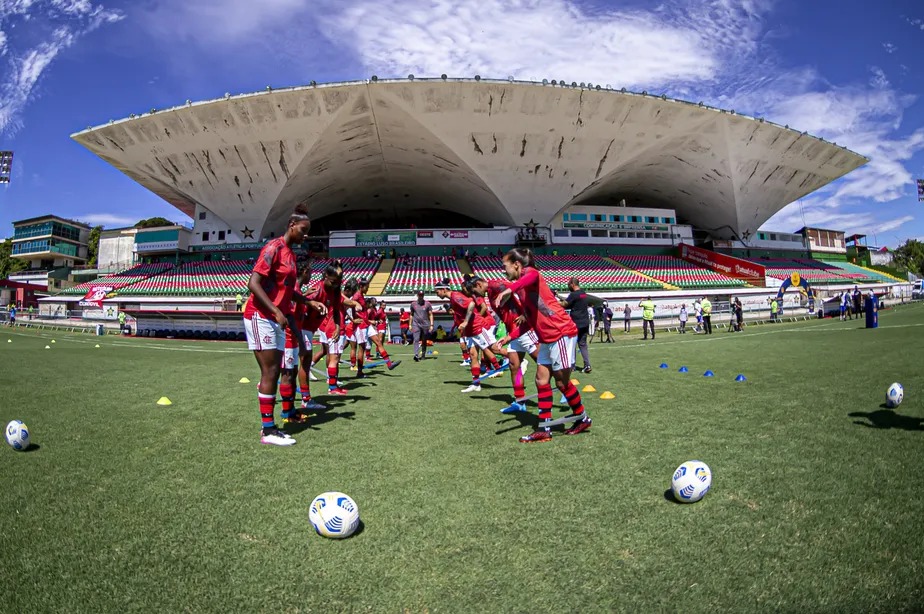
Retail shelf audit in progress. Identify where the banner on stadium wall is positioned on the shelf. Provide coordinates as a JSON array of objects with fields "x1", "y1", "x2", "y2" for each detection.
[
  {"x1": 417, "y1": 231, "x2": 434, "y2": 238},
  {"x1": 442, "y1": 230, "x2": 469, "y2": 239},
  {"x1": 677, "y1": 243, "x2": 766, "y2": 283},
  {"x1": 79, "y1": 285, "x2": 114, "y2": 308},
  {"x1": 355, "y1": 231, "x2": 417, "y2": 247}
]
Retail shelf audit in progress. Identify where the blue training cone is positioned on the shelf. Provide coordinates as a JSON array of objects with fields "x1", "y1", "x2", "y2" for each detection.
[
  {"x1": 659, "y1": 363, "x2": 669, "y2": 369},
  {"x1": 735, "y1": 374, "x2": 747, "y2": 382},
  {"x1": 703, "y1": 370, "x2": 715, "y2": 377},
  {"x1": 559, "y1": 394, "x2": 568, "y2": 404},
  {"x1": 678, "y1": 366, "x2": 689, "y2": 373}
]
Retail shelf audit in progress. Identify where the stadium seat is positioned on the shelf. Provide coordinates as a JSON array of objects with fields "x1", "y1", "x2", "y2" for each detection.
[
  {"x1": 611, "y1": 255, "x2": 747, "y2": 289},
  {"x1": 384, "y1": 256, "x2": 463, "y2": 294}
]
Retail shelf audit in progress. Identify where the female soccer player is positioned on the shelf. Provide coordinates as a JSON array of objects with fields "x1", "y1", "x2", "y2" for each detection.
[
  {"x1": 494, "y1": 248, "x2": 591, "y2": 443},
  {"x1": 280, "y1": 254, "x2": 314, "y2": 425},
  {"x1": 483, "y1": 279, "x2": 540, "y2": 414},
  {"x1": 435, "y1": 275, "x2": 501, "y2": 393},
  {"x1": 296, "y1": 259, "x2": 329, "y2": 413},
  {"x1": 243, "y1": 204, "x2": 319, "y2": 447},
  {"x1": 310, "y1": 260, "x2": 353, "y2": 396},
  {"x1": 365, "y1": 298, "x2": 400, "y2": 372}
]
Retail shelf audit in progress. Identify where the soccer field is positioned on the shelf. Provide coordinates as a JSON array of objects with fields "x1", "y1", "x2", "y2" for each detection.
[{"x1": 2, "y1": 304, "x2": 923, "y2": 612}]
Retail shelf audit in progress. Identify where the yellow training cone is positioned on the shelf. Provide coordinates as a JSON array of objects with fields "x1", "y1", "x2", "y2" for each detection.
[
  {"x1": 50, "y1": 340, "x2": 56, "y2": 343},
  {"x1": 570, "y1": 378, "x2": 580, "y2": 385},
  {"x1": 156, "y1": 397, "x2": 173, "y2": 406},
  {"x1": 7, "y1": 339, "x2": 11, "y2": 343},
  {"x1": 433, "y1": 350, "x2": 439, "y2": 355},
  {"x1": 239, "y1": 377, "x2": 251, "y2": 384},
  {"x1": 583, "y1": 385, "x2": 597, "y2": 393},
  {"x1": 95, "y1": 344, "x2": 100, "y2": 348},
  {"x1": 44, "y1": 345, "x2": 51, "y2": 349},
  {"x1": 600, "y1": 391, "x2": 616, "y2": 400}
]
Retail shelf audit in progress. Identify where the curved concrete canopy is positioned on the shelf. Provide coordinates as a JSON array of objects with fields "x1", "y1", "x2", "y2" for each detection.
[{"x1": 72, "y1": 78, "x2": 867, "y2": 241}]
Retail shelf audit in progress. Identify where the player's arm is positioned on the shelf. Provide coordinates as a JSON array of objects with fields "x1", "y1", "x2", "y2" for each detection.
[
  {"x1": 476, "y1": 300, "x2": 489, "y2": 316},
  {"x1": 247, "y1": 272, "x2": 287, "y2": 328},
  {"x1": 499, "y1": 268, "x2": 538, "y2": 307},
  {"x1": 459, "y1": 301, "x2": 476, "y2": 332},
  {"x1": 428, "y1": 305, "x2": 434, "y2": 330}
]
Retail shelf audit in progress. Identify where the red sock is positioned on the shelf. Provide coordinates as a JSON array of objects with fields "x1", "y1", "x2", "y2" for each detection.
[
  {"x1": 537, "y1": 384, "x2": 553, "y2": 422},
  {"x1": 327, "y1": 367, "x2": 338, "y2": 390},
  {"x1": 258, "y1": 392, "x2": 276, "y2": 429},
  {"x1": 560, "y1": 382, "x2": 585, "y2": 416},
  {"x1": 350, "y1": 346, "x2": 356, "y2": 367},
  {"x1": 380, "y1": 350, "x2": 391, "y2": 365},
  {"x1": 470, "y1": 363, "x2": 481, "y2": 383},
  {"x1": 489, "y1": 357, "x2": 500, "y2": 370},
  {"x1": 279, "y1": 383, "x2": 295, "y2": 418},
  {"x1": 513, "y1": 369, "x2": 526, "y2": 400},
  {"x1": 462, "y1": 349, "x2": 471, "y2": 361}
]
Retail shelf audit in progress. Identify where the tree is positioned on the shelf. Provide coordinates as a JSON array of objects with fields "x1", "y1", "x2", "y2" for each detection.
[
  {"x1": 891, "y1": 239, "x2": 924, "y2": 278},
  {"x1": 87, "y1": 225, "x2": 103, "y2": 268},
  {"x1": 0, "y1": 239, "x2": 29, "y2": 280},
  {"x1": 134, "y1": 217, "x2": 174, "y2": 229}
]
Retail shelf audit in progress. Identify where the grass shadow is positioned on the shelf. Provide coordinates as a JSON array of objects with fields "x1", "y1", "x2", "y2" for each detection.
[
  {"x1": 495, "y1": 412, "x2": 538, "y2": 434},
  {"x1": 663, "y1": 489, "x2": 683, "y2": 504},
  {"x1": 848, "y1": 408, "x2": 924, "y2": 431},
  {"x1": 21, "y1": 443, "x2": 41, "y2": 453}
]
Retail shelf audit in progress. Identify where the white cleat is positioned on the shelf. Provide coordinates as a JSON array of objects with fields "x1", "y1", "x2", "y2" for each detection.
[
  {"x1": 488, "y1": 372, "x2": 503, "y2": 379},
  {"x1": 260, "y1": 429, "x2": 296, "y2": 446},
  {"x1": 461, "y1": 384, "x2": 482, "y2": 393},
  {"x1": 309, "y1": 371, "x2": 319, "y2": 381},
  {"x1": 520, "y1": 360, "x2": 529, "y2": 375}
]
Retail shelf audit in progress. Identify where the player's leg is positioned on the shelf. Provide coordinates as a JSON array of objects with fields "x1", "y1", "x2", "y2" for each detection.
[
  {"x1": 245, "y1": 314, "x2": 294, "y2": 446},
  {"x1": 370, "y1": 330, "x2": 401, "y2": 370},
  {"x1": 551, "y1": 335, "x2": 591, "y2": 435}
]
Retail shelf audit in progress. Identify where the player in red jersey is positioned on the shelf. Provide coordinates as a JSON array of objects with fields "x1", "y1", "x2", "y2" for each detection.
[
  {"x1": 435, "y1": 275, "x2": 501, "y2": 393},
  {"x1": 296, "y1": 260, "x2": 329, "y2": 413},
  {"x1": 308, "y1": 260, "x2": 356, "y2": 396},
  {"x1": 482, "y1": 279, "x2": 540, "y2": 414},
  {"x1": 345, "y1": 279, "x2": 370, "y2": 374},
  {"x1": 494, "y1": 248, "x2": 591, "y2": 443},
  {"x1": 279, "y1": 254, "x2": 315, "y2": 426},
  {"x1": 364, "y1": 298, "x2": 400, "y2": 373},
  {"x1": 243, "y1": 204, "x2": 320, "y2": 447}
]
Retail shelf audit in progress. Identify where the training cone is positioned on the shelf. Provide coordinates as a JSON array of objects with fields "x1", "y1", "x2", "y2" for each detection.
[
  {"x1": 94, "y1": 344, "x2": 100, "y2": 348},
  {"x1": 559, "y1": 394, "x2": 568, "y2": 404},
  {"x1": 600, "y1": 391, "x2": 616, "y2": 399},
  {"x1": 583, "y1": 385, "x2": 597, "y2": 393},
  {"x1": 51, "y1": 340, "x2": 56, "y2": 344},
  {"x1": 239, "y1": 377, "x2": 251, "y2": 384},
  {"x1": 570, "y1": 378, "x2": 580, "y2": 385},
  {"x1": 44, "y1": 345, "x2": 51, "y2": 349},
  {"x1": 678, "y1": 366, "x2": 689, "y2": 373},
  {"x1": 659, "y1": 363, "x2": 669, "y2": 369},
  {"x1": 735, "y1": 374, "x2": 747, "y2": 382},
  {"x1": 156, "y1": 397, "x2": 173, "y2": 406},
  {"x1": 7, "y1": 339, "x2": 11, "y2": 343},
  {"x1": 703, "y1": 370, "x2": 715, "y2": 377},
  {"x1": 433, "y1": 350, "x2": 439, "y2": 355}
]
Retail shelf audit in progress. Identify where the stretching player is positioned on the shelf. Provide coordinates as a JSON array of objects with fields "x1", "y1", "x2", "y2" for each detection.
[
  {"x1": 297, "y1": 261, "x2": 331, "y2": 412},
  {"x1": 436, "y1": 275, "x2": 502, "y2": 393},
  {"x1": 495, "y1": 248, "x2": 591, "y2": 443},
  {"x1": 310, "y1": 261, "x2": 354, "y2": 396},
  {"x1": 243, "y1": 204, "x2": 319, "y2": 447},
  {"x1": 365, "y1": 297, "x2": 401, "y2": 373},
  {"x1": 483, "y1": 279, "x2": 540, "y2": 414}
]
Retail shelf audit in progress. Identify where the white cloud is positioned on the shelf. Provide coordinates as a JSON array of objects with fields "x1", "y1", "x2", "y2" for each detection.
[
  {"x1": 882, "y1": 42, "x2": 897, "y2": 54},
  {"x1": 0, "y1": 0, "x2": 123, "y2": 135},
  {"x1": 80, "y1": 213, "x2": 136, "y2": 227},
  {"x1": 873, "y1": 215, "x2": 914, "y2": 234}
]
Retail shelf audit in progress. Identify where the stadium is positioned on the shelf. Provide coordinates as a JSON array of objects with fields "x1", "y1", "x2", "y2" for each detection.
[
  {"x1": 9, "y1": 77, "x2": 899, "y2": 337},
  {"x1": 4, "y1": 78, "x2": 924, "y2": 613}
]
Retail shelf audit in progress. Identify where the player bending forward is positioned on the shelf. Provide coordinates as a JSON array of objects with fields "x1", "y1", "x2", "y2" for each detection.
[
  {"x1": 494, "y1": 248, "x2": 591, "y2": 443},
  {"x1": 483, "y1": 279, "x2": 540, "y2": 414}
]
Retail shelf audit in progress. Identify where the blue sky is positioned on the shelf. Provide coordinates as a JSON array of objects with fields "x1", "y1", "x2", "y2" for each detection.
[{"x1": 0, "y1": 0, "x2": 922, "y2": 246}]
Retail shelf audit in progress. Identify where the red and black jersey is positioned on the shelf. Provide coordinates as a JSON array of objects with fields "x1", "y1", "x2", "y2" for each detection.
[
  {"x1": 300, "y1": 285, "x2": 325, "y2": 332},
  {"x1": 506, "y1": 267, "x2": 577, "y2": 344},
  {"x1": 351, "y1": 291, "x2": 369, "y2": 326},
  {"x1": 487, "y1": 279, "x2": 531, "y2": 339},
  {"x1": 312, "y1": 284, "x2": 344, "y2": 337},
  {"x1": 243, "y1": 237, "x2": 296, "y2": 319},
  {"x1": 449, "y1": 290, "x2": 483, "y2": 337}
]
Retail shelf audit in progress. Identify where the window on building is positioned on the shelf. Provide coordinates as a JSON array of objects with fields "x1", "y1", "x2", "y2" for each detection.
[
  {"x1": 570, "y1": 229, "x2": 589, "y2": 237},
  {"x1": 562, "y1": 214, "x2": 569, "y2": 221},
  {"x1": 202, "y1": 232, "x2": 210, "y2": 242},
  {"x1": 610, "y1": 215, "x2": 619, "y2": 222},
  {"x1": 553, "y1": 229, "x2": 569, "y2": 237},
  {"x1": 591, "y1": 214, "x2": 605, "y2": 222},
  {"x1": 570, "y1": 213, "x2": 588, "y2": 222},
  {"x1": 199, "y1": 212, "x2": 207, "y2": 220},
  {"x1": 633, "y1": 216, "x2": 642, "y2": 223},
  {"x1": 217, "y1": 230, "x2": 226, "y2": 241},
  {"x1": 591, "y1": 229, "x2": 608, "y2": 238}
]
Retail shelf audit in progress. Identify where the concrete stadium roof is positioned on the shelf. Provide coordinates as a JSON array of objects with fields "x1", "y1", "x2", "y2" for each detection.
[{"x1": 72, "y1": 78, "x2": 868, "y2": 240}]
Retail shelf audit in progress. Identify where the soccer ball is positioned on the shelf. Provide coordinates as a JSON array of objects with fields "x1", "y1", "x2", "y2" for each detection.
[
  {"x1": 309, "y1": 492, "x2": 360, "y2": 538},
  {"x1": 671, "y1": 460, "x2": 712, "y2": 503},
  {"x1": 886, "y1": 383, "x2": 904, "y2": 408},
  {"x1": 5, "y1": 420, "x2": 30, "y2": 451}
]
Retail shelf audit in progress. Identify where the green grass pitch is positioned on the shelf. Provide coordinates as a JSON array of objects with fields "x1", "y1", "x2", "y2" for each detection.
[{"x1": 2, "y1": 304, "x2": 923, "y2": 612}]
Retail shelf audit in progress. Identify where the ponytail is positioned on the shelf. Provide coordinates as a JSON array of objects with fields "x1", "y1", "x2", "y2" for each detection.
[
  {"x1": 288, "y1": 203, "x2": 311, "y2": 227},
  {"x1": 504, "y1": 247, "x2": 535, "y2": 268},
  {"x1": 324, "y1": 259, "x2": 343, "y2": 280}
]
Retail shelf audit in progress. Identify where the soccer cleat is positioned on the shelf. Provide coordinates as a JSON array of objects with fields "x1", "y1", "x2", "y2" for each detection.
[
  {"x1": 308, "y1": 371, "x2": 319, "y2": 381},
  {"x1": 519, "y1": 430, "x2": 552, "y2": 443},
  {"x1": 488, "y1": 371, "x2": 504, "y2": 379},
  {"x1": 582, "y1": 366, "x2": 593, "y2": 374},
  {"x1": 349, "y1": 365, "x2": 358, "y2": 372},
  {"x1": 387, "y1": 360, "x2": 402, "y2": 370},
  {"x1": 302, "y1": 399, "x2": 327, "y2": 411},
  {"x1": 283, "y1": 410, "x2": 309, "y2": 427},
  {"x1": 328, "y1": 387, "x2": 348, "y2": 396},
  {"x1": 356, "y1": 372, "x2": 368, "y2": 379},
  {"x1": 500, "y1": 402, "x2": 527, "y2": 414},
  {"x1": 260, "y1": 428, "x2": 296, "y2": 446},
  {"x1": 461, "y1": 384, "x2": 482, "y2": 393},
  {"x1": 460, "y1": 360, "x2": 471, "y2": 367},
  {"x1": 564, "y1": 417, "x2": 592, "y2": 436},
  {"x1": 413, "y1": 356, "x2": 420, "y2": 362},
  {"x1": 520, "y1": 360, "x2": 529, "y2": 374}
]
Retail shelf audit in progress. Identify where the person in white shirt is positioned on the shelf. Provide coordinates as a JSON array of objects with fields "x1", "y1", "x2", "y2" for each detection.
[{"x1": 679, "y1": 304, "x2": 688, "y2": 334}]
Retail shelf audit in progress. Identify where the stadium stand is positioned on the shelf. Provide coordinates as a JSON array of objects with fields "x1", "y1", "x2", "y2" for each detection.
[
  {"x1": 118, "y1": 260, "x2": 252, "y2": 296},
  {"x1": 820, "y1": 261, "x2": 898, "y2": 283},
  {"x1": 470, "y1": 254, "x2": 662, "y2": 292},
  {"x1": 59, "y1": 263, "x2": 174, "y2": 295},
  {"x1": 748, "y1": 257, "x2": 857, "y2": 284},
  {"x1": 384, "y1": 256, "x2": 463, "y2": 294},
  {"x1": 611, "y1": 255, "x2": 747, "y2": 289},
  {"x1": 333, "y1": 257, "x2": 380, "y2": 281}
]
